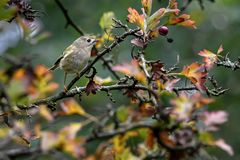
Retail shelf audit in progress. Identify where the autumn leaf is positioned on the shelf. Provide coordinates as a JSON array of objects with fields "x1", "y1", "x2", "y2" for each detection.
[
  {"x1": 27, "y1": 65, "x2": 58, "y2": 99},
  {"x1": 149, "y1": 60, "x2": 165, "y2": 81},
  {"x1": 171, "y1": 93, "x2": 194, "y2": 121},
  {"x1": 94, "y1": 76, "x2": 113, "y2": 85},
  {"x1": 95, "y1": 32, "x2": 114, "y2": 48},
  {"x1": 168, "y1": 0, "x2": 179, "y2": 14},
  {"x1": 181, "y1": 62, "x2": 207, "y2": 91},
  {"x1": 163, "y1": 78, "x2": 180, "y2": 92},
  {"x1": 168, "y1": 14, "x2": 196, "y2": 29},
  {"x1": 112, "y1": 59, "x2": 147, "y2": 84},
  {"x1": 171, "y1": 93, "x2": 213, "y2": 122},
  {"x1": 41, "y1": 123, "x2": 84, "y2": 158},
  {"x1": 12, "y1": 68, "x2": 26, "y2": 80},
  {"x1": 139, "y1": 103, "x2": 156, "y2": 116},
  {"x1": 39, "y1": 105, "x2": 54, "y2": 122},
  {"x1": 145, "y1": 130, "x2": 155, "y2": 149},
  {"x1": 203, "y1": 111, "x2": 228, "y2": 131},
  {"x1": 198, "y1": 45, "x2": 223, "y2": 69},
  {"x1": 85, "y1": 80, "x2": 101, "y2": 95},
  {"x1": 97, "y1": 12, "x2": 115, "y2": 48},
  {"x1": 215, "y1": 139, "x2": 234, "y2": 156},
  {"x1": 41, "y1": 132, "x2": 59, "y2": 151},
  {"x1": 141, "y1": 0, "x2": 152, "y2": 16},
  {"x1": 127, "y1": 7, "x2": 145, "y2": 31},
  {"x1": 61, "y1": 99, "x2": 86, "y2": 116},
  {"x1": 159, "y1": 131, "x2": 176, "y2": 148}
]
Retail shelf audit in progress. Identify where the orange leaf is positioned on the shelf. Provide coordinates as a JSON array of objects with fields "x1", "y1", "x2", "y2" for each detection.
[
  {"x1": 168, "y1": 14, "x2": 196, "y2": 29},
  {"x1": 12, "y1": 69, "x2": 26, "y2": 80},
  {"x1": 35, "y1": 64, "x2": 51, "y2": 79},
  {"x1": 44, "y1": 82, "x2": 59, "y2": 93},
  {"x1": 198, "y1": 45, "x2": 223, "y2": 69},
  {"x1": 39, "y1": 105, "x2": 54, "y2": 122},
  {"x1": 61, "y1": 99, "x2": 86, "y2": 116},
  {"x1": 159, "y1": 131, "x2": 176, "y2": 148},
  {"x1": 181, "y1": 62, "x2": 207, "y2": 91},
  {"x1": 140, "y1": 103, "x2": 156, "y2": 116},
  {"x1": 145, "y1": 130, "x2": 155, "y2": 149},
  {"x1": 127, "y1": 8, "x2": 145, "y2": 30},
  {"x1": 112, "y1": 60, "x2": 147, "y2": 83}
]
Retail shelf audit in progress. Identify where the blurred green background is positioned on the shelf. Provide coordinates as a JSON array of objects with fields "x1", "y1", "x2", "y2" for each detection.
[{"x1": 5, "y1": 0, "x2": 240, "y2": 159}]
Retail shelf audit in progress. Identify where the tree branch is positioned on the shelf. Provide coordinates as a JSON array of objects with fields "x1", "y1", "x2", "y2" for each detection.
[
  {"x1": 2, "y1": 147, "x2": 41, "y2": 159},
  {"x1": 215, "y1": 55, "x2": 240, "y2": 71},
  {"x1": 54, "y1": 0, "x2": 84, "y2": 35},
  {"x1": 34, "y1": 83, "x2": 158, "y2": 106}
]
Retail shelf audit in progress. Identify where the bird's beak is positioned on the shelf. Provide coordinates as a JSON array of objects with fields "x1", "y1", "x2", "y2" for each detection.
[{"x1": 92, "y1": 39, "x2": 98, "y2": 45}]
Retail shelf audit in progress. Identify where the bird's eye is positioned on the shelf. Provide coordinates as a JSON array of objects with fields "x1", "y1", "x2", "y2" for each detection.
[{"x1": 87, "y1": 39, "x2": 91, "y2": 43}]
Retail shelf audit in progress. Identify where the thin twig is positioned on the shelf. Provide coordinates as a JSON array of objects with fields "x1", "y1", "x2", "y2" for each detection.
[
  {"x1": 33, "y1": 83, "x2": 158, "y2": 106},
  {"x1": 54, "y1": 0, "x2": 84, "y2": 35}
]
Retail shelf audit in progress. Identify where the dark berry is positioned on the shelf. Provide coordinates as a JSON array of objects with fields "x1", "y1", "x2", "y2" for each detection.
[
  {"x1": 167, "y1": 38, "x2": 173, "y2": 43},
  {"x1": 158, "y1": 26, "x2": 169, "y2": 36}
]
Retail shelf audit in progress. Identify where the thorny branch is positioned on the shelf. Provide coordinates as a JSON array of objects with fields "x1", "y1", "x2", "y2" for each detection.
[
  {"x1": 216, "y1": 54, "x2": 240, "y2": 71},
  {"x1": 1, "y1": 147, "x2": 41, "y2": 159},
  {"x1": 34, "y1": 83, "x2": 158, "y2": 106},
  {"x1": 54, "y1": 0, "x2": 84, "y2": 35}
]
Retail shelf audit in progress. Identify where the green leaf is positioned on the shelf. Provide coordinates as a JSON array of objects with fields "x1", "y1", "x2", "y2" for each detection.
[{"x1": 99, "y1": 11, "x2": 115, "y2": 30}]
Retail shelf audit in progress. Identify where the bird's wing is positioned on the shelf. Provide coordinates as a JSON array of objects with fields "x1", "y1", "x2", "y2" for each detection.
[
  {"x1": 49, "y1": 44, "x2": 77, "y2": 71},
  {"x1": 62, "y1": 44, "x2": 77, "y2": 57}
]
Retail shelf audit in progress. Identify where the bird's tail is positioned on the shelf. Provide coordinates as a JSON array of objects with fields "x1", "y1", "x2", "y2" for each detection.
[{"x1": 48, "y1": 56, "x2": 63, "y2": 72}]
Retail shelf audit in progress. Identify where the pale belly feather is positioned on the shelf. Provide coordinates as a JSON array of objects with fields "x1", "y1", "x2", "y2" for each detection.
[{"x1": 60, "y1": 50, "x2": 90, "y2": 74}]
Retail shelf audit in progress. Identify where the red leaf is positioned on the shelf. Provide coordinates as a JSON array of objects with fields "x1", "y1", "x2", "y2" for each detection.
[
  {"x1": 85, "y1": 80, "x2": 101, "y2": 95},
  {"x1": 168, "y1": 14, "x2": 196, "y2": 29}
]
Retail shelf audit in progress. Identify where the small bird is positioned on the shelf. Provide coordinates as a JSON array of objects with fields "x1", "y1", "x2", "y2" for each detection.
[{"x1": 49, "y1": 35, "x2": 97, "y2": 91}]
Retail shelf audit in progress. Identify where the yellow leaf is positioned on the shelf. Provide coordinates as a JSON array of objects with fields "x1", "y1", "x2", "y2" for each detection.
[
  {"x1": 61, "y1": 99, "x2": 86, "y2": 116},
  {"x1": 94, "y1": 76, "x2": 113, "y2": 85},
  {"x1": 39, "y1": 105, "x2": 54, "y2": 122}
]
